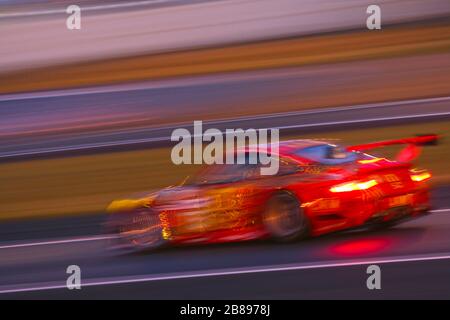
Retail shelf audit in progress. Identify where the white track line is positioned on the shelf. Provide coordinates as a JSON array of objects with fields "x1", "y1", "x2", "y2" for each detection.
[
  {"x1": 1, "y1": 73, "x2": 449, "y2": 104},
  {"x1": 0, "y1": 0, "x2": 188, "y2": 18},
  {"x1": 0, "y1": 209, "x2": 448, "y2": 251},
  {"x1": 0, "y1": 235, "x2": 115, "y2": 250},
  {"x1": 211, "y1": 96, "x2": 450, "y2": 123},
  {"x1": 1, "y1": 110, "x2": 449, "y2": 159},
  {"x1": 276, "y1": 111, "x2": 450, "y2": 130},
  {"x1": 430, "y1": 208, "x2": 450, "y2": 213},
  {"x1": 2, "y1": 252, "x2": 450, "y2": 294}
]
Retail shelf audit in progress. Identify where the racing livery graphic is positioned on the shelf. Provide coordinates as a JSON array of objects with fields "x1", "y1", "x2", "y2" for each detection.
[{"x1": 106, "y1": 135, "x2": 437, "y2": 251}]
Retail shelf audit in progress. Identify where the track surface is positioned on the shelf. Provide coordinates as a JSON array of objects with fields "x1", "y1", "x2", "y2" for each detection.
[
  {"x1": 1, "y1": 64, "x2": 450, "y2": 160},
  {"x1": 1, "y1": 57, "x2": 449, "y2": 299},
  {"x1": 0, "y1": 186, "x2": 449, "y2": 299}
]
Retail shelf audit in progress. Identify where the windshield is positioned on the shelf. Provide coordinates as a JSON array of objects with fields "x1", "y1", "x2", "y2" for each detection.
[{"x1": 293, "y1": 144, "x2": 359, "y2": 165}]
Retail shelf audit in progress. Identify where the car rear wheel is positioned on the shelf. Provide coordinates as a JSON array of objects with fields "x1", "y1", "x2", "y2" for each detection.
[{"x1": 263, "y1": 192, "x2": 309, "y2": 242}]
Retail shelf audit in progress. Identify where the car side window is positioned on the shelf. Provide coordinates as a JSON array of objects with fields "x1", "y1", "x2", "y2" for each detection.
[
  {"x1": 276, "y1": 157, "x2": 302, "y2": 176},
  {"x1": 240, "y1": 152, "x2": 265, "y2": 180},
  {"x1": 237, "y1": 153, "x2": 300, "y2": 179}
]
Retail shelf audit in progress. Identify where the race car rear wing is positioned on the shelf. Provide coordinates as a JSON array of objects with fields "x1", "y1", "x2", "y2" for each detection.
[{"x1": 346, "y1": 134, "x2": 439, "y2": 162}]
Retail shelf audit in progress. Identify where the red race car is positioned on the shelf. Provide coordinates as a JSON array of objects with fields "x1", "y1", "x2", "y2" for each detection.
[{"x1": 106, "y1": 134, "x2": 437, "y2": 251}]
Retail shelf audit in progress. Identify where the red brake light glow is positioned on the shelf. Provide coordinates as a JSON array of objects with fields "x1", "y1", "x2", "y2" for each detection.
[
  {"x1": 410, "y1": 172, "x2": 431, "y2": 182},
  {"x1": 358, "y1": 157, "x2": 384, "y2": 164},
  {"x1": 330, "y1": 179, "x2": 378, "y2": 193}
]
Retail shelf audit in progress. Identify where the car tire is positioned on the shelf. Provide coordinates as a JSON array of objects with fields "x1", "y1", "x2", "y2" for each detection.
[
  {"x1": 263, "y1": 191, "x2": 310, "y2": 242},
  {"x1": 106, "y1": 209, "x2": 166, "y2": 253}
]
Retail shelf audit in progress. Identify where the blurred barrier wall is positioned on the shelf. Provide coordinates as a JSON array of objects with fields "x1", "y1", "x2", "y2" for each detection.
[{"x1": 1, "y1": 0, "x2": 450, "y2": 72}]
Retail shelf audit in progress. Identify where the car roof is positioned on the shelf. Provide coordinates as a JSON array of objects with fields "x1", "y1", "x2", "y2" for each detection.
[
  {"x1": 242, "y1": 139, "x2": 330, "y2": 155},
  {"x1": 279, "y1": 139, "x2": 330, "y2": 153}
]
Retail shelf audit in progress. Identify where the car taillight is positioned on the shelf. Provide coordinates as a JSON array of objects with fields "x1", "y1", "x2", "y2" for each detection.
[
  {"x1": 330, "y1": 179, "x2": 378, "y2": 193},
  {"x1": 410, "y1": 171, "x2": 431, "y2": 182}
]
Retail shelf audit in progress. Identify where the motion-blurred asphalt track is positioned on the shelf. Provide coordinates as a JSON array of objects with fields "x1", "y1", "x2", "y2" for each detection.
[
  {"x1": 0, "y1": 82, "x2": 449, "y2": 298},
  {"x1": 1, "y1": 67, "x2": 449, "y2": 160},
  {"x1": 1, "y1": 0, "x2": 450, "y2": 300},
  {"x1": 0, "y1": 186, "x2": 449, "y2": 299}
]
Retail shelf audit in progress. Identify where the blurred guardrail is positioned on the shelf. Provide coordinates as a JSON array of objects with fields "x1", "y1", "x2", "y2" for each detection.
[{"x1": 1, "y1": 0, "x2": 450, "y2": 72}]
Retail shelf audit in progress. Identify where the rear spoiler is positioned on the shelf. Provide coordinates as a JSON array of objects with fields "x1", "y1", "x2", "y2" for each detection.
[{"x1": 347, "y1": 134, "x2": 439, "y2": 162}]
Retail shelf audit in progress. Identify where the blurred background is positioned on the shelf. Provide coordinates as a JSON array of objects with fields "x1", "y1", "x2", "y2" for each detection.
[{"x1": 0, "y1": 0, "x2": 449, "y2": 299}]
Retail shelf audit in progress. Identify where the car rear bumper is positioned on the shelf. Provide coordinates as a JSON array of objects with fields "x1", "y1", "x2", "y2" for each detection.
[{"x1": 364, "y1": 188, "x2": 431, "y2": 225}]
